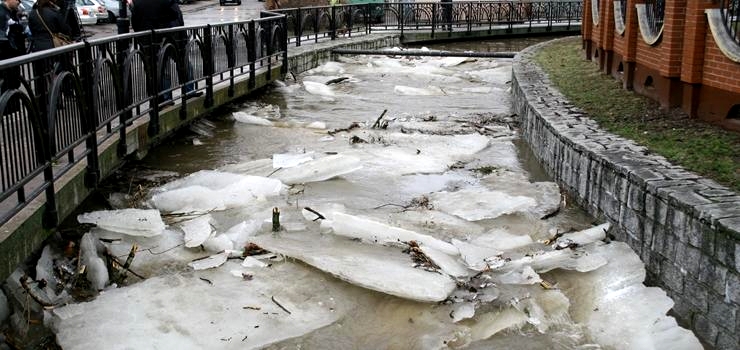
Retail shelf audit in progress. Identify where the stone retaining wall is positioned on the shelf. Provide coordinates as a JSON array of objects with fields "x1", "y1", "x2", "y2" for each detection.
[{"x1": 511, "y1": 38, "x2": 740, "y2": 349}]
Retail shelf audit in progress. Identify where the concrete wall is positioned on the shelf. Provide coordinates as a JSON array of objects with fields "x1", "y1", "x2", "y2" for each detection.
[{"x1": 512, "y1": 38, "x2": 740, "y2": 349}]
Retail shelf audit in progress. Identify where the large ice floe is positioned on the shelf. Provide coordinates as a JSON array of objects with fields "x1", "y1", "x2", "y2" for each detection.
[{"x1": 27, "y1": 54, "x2": 703, "y2": 350}]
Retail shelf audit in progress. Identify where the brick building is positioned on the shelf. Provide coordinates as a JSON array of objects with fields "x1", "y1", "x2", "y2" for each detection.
[{"x1": 582, "y1": 0, "x2": 740, "y2": 131}]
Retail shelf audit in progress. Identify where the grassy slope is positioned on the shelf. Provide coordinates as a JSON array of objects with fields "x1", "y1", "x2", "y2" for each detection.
[{"x1": 533, "y1": 37, "x2": 740, "y2": 192}]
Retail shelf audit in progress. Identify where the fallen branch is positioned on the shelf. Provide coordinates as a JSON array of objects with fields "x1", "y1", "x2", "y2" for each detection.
[
  {"x1": 372, "y1": 109, "x2": 388, "y2": 129},
  {"x1": 328, "y1": 122, "x2": 360, "y2": 136},
  {"x1": 303, "y1": 207, "x2": 325, "y2": 221},
  {"x1": 271, "y1": 296, "x2": 292, "y2": 315},
  {"x1": 325, "y1": 77, "x2": 349, "y2": 85}
]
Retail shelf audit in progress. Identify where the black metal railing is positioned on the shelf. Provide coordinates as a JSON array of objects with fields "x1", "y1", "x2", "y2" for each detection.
[
  {"x1": 720, "y1": 0, "x2": 740, "y2": 45},
  {"x1": 644, "y1": 0, "x2": 665, "y2": 36},
  {"x1": 275, "y1": 1, "x2": 583, "y2": 46},
  {"x1": 0, "y1": 11, "x2": 288, "y2": 229},
  {"x1": 0, "y1": 2, "x2": 582, "y2": 232}
]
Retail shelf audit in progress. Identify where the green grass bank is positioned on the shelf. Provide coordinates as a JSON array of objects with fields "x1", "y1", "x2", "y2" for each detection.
[{"x1": 533, "y1": 37, "x2": 740, "y2": 192}]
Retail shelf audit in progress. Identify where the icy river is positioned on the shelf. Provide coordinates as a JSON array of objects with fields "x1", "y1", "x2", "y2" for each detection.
[{"x1": 1, "y1": 40, "x2": 703, "y2": 349}]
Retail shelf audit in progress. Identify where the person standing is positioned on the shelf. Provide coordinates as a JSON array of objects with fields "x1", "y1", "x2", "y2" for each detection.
[
  {"x1": 28, "y1": 0, "x2": 72, "y2": 52},
  {"x1": 131, "y1": 0, "x2": 188, "y2": 104},
  {"x1": 0, "y1": 0, "x2": 27, "y2": 92},
  {"x1": 441, "y1": 0, "x2": 452, "y2": 30}
]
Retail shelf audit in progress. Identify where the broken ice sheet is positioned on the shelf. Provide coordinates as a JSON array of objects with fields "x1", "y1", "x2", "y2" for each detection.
[
  {"x1": 249, "y1": 232, "x2": 457, "y2": 303},
  {"x1": 430, "y1": 188, "x2": 537, "y2": 221},
  {"x1": 188, "y1": 251, "x2": 229, "y2": 270},
  {"x1": 272, "y1": 152, "x2": 314, "y2": 168},
  {"x1": 52, "y1": 261, "x2": 348, "y2": 350},
  {"x1": 329, "y1": 212, "x2": 458, "y2": 256},
  {"x1": 550, "y1": 242, "x2": 702, "y2": 350},
  {"x1": 149, "y1": 171, "x2": 285, "y2": 213},
  {"x1": 271, "y1": 154, "x2": 362, "y2": 185},
  {"x1": 179, "y1": 214, "x2": 214, "y2": 248},
  {"x1": 77, "y1": 209, "x2": 165, "y2": 237}
]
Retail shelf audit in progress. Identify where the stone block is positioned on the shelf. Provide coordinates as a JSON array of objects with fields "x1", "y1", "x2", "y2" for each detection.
[
  {"x1": 693, "y1": 313, "x2": 719, "y2": 347},
  {"x1": 715, "y1": 231, "x2": 737, "y2": 271},
  {"x1": 698, "y1": 254, "x2": 728, "y2": 296},
  {"x1": 669, "y1": 208, "x2": 689, "y2": 243},
  {"x1": 683, "y1": 276, "x2": 709, "y2": 312},
  {"x1": 661, "y1": 262, "x2": 685, "y2": 293},
  {"x1": 620, "y1": 206, "x2": 643, "y2": 243},
  {"x1": 727, "y1": 272, "x2": 740, "y2": 305},
  {"x1": 707, "y1": 296, "x2": 736, "y2": 328},
  {"x1": 676, "y1": 243, "x2": 702, "y2": 276},
  {"x1": 715, "y1": 332, "x2": 739, "y2": 350},
  {"x1": 626, "y1": 181, "x2": 645, "y2": 212}
]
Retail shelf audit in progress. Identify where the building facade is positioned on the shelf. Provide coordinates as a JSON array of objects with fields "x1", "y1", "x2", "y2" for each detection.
[{"x1": 582, "y1": 0, "x2": 740, "y2": 131}]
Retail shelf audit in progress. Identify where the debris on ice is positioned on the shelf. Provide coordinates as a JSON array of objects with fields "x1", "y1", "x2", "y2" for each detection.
[{"x1": 187, "y1": 251, "x2": 229, "y2": 270}]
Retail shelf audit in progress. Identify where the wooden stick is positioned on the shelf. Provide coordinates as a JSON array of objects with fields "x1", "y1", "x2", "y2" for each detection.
[
  {"x1": 372, "y1": 109, "x2": 388, "y2": 129},
  {"x1": 271, "y1": 296, "x2": 291, "y2": 314}
]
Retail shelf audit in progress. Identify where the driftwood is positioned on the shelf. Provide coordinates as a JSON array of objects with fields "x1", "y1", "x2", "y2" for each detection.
[
  {"x1": 303, "y1": 207, "x2": 325, "y2": 221},
  {"x1": 271, "y1": 296, "x2": 292, "y2": 315},
  {"x1": 372, "y1": 109, "x2": 388, "y2": 129},
  {"x1": 325, "y1": 77, "x2": 349, "y2": 85},
  {"x1": 328, "y1": 122, "x2": 360, "y2": 136}
]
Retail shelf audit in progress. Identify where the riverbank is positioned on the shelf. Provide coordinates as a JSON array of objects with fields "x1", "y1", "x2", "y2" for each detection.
[{"x1": 534, "y1": 36, "x2": 740, "y2": 193}]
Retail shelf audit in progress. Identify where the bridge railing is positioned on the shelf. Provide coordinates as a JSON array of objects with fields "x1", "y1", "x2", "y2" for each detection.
[
  {"x1": 0, "y1": 11, "x2": 288, "y2": 229},
  {"x1": 274, "y1": 1, "x2": 583, "y2": 46}
]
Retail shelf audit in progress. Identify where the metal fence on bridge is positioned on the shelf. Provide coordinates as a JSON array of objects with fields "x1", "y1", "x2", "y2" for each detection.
[
  {"x1": 0, "y1": 11, "x2": 288, "y2": 229},
  {"x1": 0, "y1": 1, "x2": 583, "y2": 232}
]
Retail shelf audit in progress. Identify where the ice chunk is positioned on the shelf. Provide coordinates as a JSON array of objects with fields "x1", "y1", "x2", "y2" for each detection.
[
  {"x1": 233, "y1": 111, "x2": 274, "y2": 126},
  {"x1": 306, "y1": 121, "x2": 326, "y2": 129},
  {"x1": 555, "y1": 223, "x2": 610, "y2": 247},
  {"x1": 218, "y1": 158, "x2": 273, "y2": 176},
  {"x1": 430, "y1": 189, "x2": 537, "y2": 221},
  {"x1": 394, "y1": 85, "x2": 445, "y2": 96},
  {"x1": 202, "y1": 234, "x2": 233, "y2": 253},
  {"x1": 242, "y1": 256, "x2": 268, "y2": 268},
  {"x1": 77, "y1": 209, "x2": 165, "y2": 237},
  {"x1": 419, "y1": 245, "x2": 471, "y2": 278},
  {"x1": 187, "y1": 251, "x2": 229, "y2": 270},
  {"x1": 331, "y1": 212, "x2": 458, "y2": 256},
  {"x1": 552, "y1": 242, "x2": 702, "y2": 350},
  {"x1": 471, "y1": 229, "x2": 534, "y2": 252},
  {"x1": 150, "y1": 171, "x2": 284, "y2": 213},
  {"x1": 470, "y1": 308, "x2": 528, "y2": 341},
  {"x1": 179, "y1": 215, "x2": 213, "y2": 248},
  {"x1": 451, "y1": 239, "x2": 503, "y2": 271},
  {"x1": 250, "y1": 233, "x2": 456, "y2": 302},
  {"x1": 80, "y1": 233, "x2": 108, "y2": 291},
  {"x1": 52, "y1": 262, "x2": 347, "y2": 350},
  {"x1": 223, "y1": 220, "x2": 260, "y2": 249},
  {"x1": 273, "y1": 154, "x2": 362, "y2": 185},
  {"x1": 273, "y1": 152, "x2": 314, "y2": 168},
  {"x1": 303, "y1": 81, "x2": 335, "y2": 97},
  {"x1": 496, "y1": 266, "x2": 541, "y2": 285},
  {"x1": 450, "y1": 302, "x2": 475, "y2": 323}
]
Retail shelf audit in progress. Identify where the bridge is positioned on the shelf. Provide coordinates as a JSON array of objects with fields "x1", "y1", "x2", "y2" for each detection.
[{"x1": 0, "y1": 1, "x2": 581, "y2": 281}]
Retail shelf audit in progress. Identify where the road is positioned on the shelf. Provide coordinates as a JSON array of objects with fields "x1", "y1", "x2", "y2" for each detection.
[{"x1": 82, "y1": 0, "x2": 269, "y2": 40}]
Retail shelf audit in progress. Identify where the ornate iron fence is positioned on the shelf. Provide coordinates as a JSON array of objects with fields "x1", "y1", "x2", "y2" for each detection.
[
  {"x1": 275, "y1": 1, "x2": 583, "y2": 46},
  {"x1": 720, "y1": 0, "x2": 740, "y2": 46},
  {"x1": 0, "y1": 12, "x2": 287, "y2": 229}
]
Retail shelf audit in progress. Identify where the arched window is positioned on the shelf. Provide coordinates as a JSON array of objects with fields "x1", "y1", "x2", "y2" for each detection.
[
  {"x1": 614, "y1": 0, "x2": 627, "y2": 35},
  {"x1": 720, "y1": 0, "x2": 740, "y2": 46},
  {"x1": 592, "y1": 0, "x2": 600, "y2": 25},
  {"x1": 636, "y1": 0, "x2": 665, "y2": 45}
]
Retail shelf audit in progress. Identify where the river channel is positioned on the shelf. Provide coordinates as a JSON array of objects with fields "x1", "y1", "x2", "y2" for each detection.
[{"x1": 1, "y1": 38, "x2": 702, "y2": 349}]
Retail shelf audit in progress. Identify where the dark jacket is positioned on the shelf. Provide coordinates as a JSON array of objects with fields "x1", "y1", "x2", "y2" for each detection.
[
  {"x1": 0, "y1": 3, "x2": 26, "y2": 59},
  {"x1": 28, "y1": 5, "x2": 72, "y2": 52},
  {"x1": 131, "y1": 0, "x2": 183, "y2": 31}
]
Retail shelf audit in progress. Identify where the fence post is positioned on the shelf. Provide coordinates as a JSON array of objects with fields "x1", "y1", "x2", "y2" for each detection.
[
  {"x1": 204, "y1": 25, "x2": 214, "y2": 108},
  {"x1": 147, "y1": 29, "x2": 160, "y2": 137},
  {"x1": 228, "y1": 25, "x2": 236, "y2": 98},
  {"x1": 331, "y1": 5, "x2": 337, "y2": 40},
  {"x1": 296, "y1": 8, "x2": 303, "y2": 47},
  {"x1": 116, "y1": 38, "x2": 130, "y2": 157},
  {"x1": 79, "y1": 42, "x2": 100, "y2": 188},
  {"x1": 282, "y1": 15, "x2": 289, "y2": 76},
  {"x1": 248, "y1": 20, "x2": 256, "y2": 90}
]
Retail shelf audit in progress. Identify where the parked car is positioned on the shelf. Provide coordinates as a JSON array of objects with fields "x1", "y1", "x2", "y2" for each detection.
[
  {"x1": 76, "y1": 0, "x2": 106, "y2": 26},
  {"x1": 219, "y1": 0, "x2": 242, "y2": 5},
  {"x1": 100, "y1": 0, "x2": 122, "y2": 23}
]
